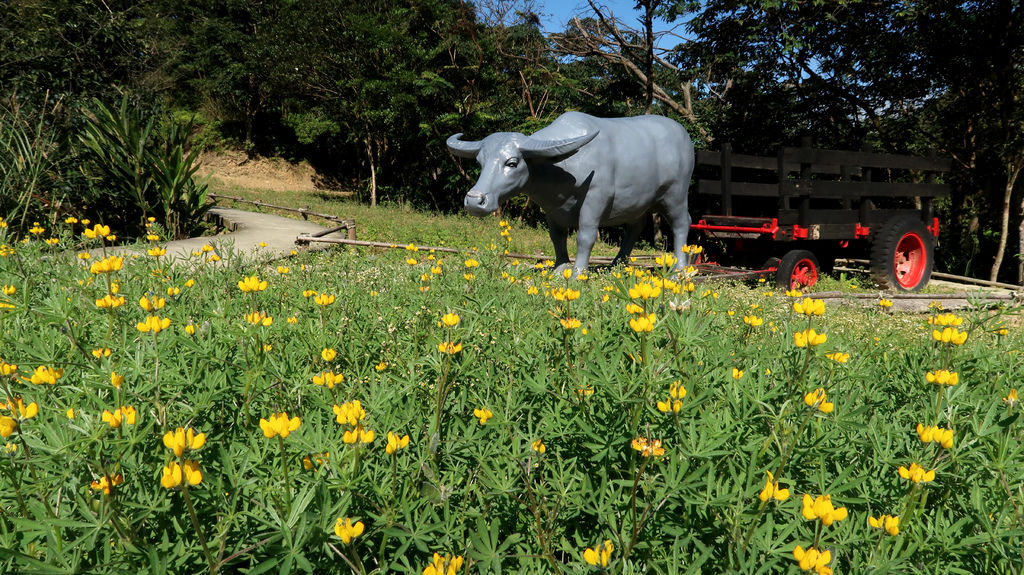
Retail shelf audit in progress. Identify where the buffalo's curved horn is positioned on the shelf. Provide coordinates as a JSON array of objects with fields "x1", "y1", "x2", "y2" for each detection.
[
  {"x1": 446, "y1": 133, "x2": 483, "y2": 158},
  {"x1": 519, "y1": 130, "x2": 599, "y2": 159}
]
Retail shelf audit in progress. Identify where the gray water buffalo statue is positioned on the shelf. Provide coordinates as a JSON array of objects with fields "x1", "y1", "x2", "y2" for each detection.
[{"x1": 447, "y1": 111, "x2": 694, "y2": 273}]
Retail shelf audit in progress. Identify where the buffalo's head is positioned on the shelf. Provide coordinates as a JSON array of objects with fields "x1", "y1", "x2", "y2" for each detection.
[{"x1": 447, "y1": 130, "x2": 598, "y2": 216}]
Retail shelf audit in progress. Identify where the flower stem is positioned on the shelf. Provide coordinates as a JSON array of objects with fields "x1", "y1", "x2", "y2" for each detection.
[{"x1": 182, "y1": 482, "x2": 217, "y2": 574}]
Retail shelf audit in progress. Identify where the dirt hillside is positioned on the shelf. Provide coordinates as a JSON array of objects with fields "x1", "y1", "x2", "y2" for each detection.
[{"x1": 198, "y1": 150, "x2": 321, "y2": 193}]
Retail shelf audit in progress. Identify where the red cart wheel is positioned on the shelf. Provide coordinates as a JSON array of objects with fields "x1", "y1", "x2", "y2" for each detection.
[
  {"x1": 870, "y1": 217, "x2": 934, "y2": 292},
  {"x1": 775, "y1": 250, "x2": 820, "y2": 289}
]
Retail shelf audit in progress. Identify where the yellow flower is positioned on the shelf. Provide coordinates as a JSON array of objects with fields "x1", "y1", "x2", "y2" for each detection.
[
  {"x1": 0, "y1": 361, "x2": 18, "y2": 376},
  {"x1": 244, "y1": 311, "x2": 273, "y2": 327},
  {"x1": 898, "y1": 462, "x2": 936, "y2": 483},
  {"x1": 551, "y1": 287, "x2": 581, "y2": 301},
  {"x1": 878, "y1": 298, "x2": 893, "y2": 309},
  {"x1": 625, "y1": 303, "x2": 644, "y2": 315},
  {"x1": 792, "y1": 545, "x2": 833, "y2": 575},
  {"x1": 631, "y1": 436, "x2": 665, "y2": 457},
  {"x1": 629, "y1": 313, "x2": 657, "y2": 333},
  {"x1": 334, "y1": 518, "x2": 365, "y2": 544},
  {"x1": 163, "y1": 427, "x2": 206, "y2": 457},
  {"x1": 184, "y1": 279, "x2": 195, "y2": 288},
  {"x1": 438, "y1": 341, "x2": 463, "y2": 355},
  {"x1": 824, "y1": 352, "x2": 849, "y2": 363},
  {"x1": 277, "y1": 266, "x2": 290, "y2": 274},
  {"x1": 139, "y1": 295, "x2": 166, "y2": 312},
  {"x1": 77, "y1": 252, "x2": 91, "y2": 260},
  {"x1": 90, "y1": 473, "x2": 124, "y2": 495},
  {"x1": 136, "y1": 315, "x2": 172, "y2": 333},
  {"x1": 385, "y1": 431, "x2": 410, "y2": 454},
  {"x1": 803, "y1": 388, "x2": 834, "y2": 413},
  {"x1": 102, "y1": 405, "x2": 137, "y2": 428},
  {"x1": 785, "y1": 289, "x2": 803, "y2": 297},
  {"x1": 868, "y1": 514, "x2": 900, "y2": 536},
  {"x1": 655, "y1": 253, "x2": 677, "y2": 268},
  {"x1": 83, "y1": 224, "x2": 111, "y2": 239},
  {"x1": 423, "y1": 552, "x2": 463, "y2": 575},
  {"x1": 441, "y1": 313, "x2": 461, "y2": 328},
  {"x1": 95, "y1": 294, "x2": 126, "y2": 308},
  {"x1": 732, "y1": 368, "x2": 744, "y2": 380},
  {"x1": 916, "y1": 423, "x2": 954, "y2": 448},
  {"x1": 583, "y1": 539, "x2": 614, "y2": 567},
  {"x1": 464, "y1": 258, "x2": 479, "y2": 268},
  {"x1": 0, "y1": 415, "x2": 16, "y2": 437},
  {"x1": 929, "y1": 313, "x2": 964, "y2": 326},
  {"x1": 259, "y1": 412, "x2": 301, "y2": 439},
  {"x1": 91, "y1": 348, "x2": 111, "y2": 358},
  {"x1": 743, "y1": 315, "x2": 763, "y2": 327},
  {"x1": 932, "y1": 326, "x2": 968, "y2": 345},
  {"x1": 237, "y1": 275, "x2": 268, "y2": 293},
  {"x1": 405, "y1": 243, "x2": 419, "y2": 252},
  {"x1": 792, "y1": 297, "x2": 825, "y2": 316},
  {"x1": 66, "y1": 408, "x2": 75, "y2": 419},
  {"x1": 559, "y1": 317, "x2": 581, "y2": 330},
  {"x1": 656, "y1": 381, "x2": 687, "y2": 413},
  {"x1": 5, "y1": 397, "x2": 38, "y2": 421},
  {"x1": 926, "y1": 369, "x2": 958, "y2": 386},
  {"x1": 343, "y1": 426, "x2": 375, "y2": 444},
  {"x1": 147, "y1": 246, "x2": 166, "y2": 257},
  {"x1": 161, "y1": 460, "x2": 202, "y2": 489},
  {"x1": 759, "y1": 471, "x2": 790, "y2": 502},
  {"x1": 1004, "y1": 388, "x2": 1019, "y2": 408},
  {"x1": 2, "y1": 285, "x2": 15, "y2": 295},
  {"x1": 303, "y1": 452, "x2": 330, "y2": 469},
  {"x1": 531, "y1": 439, "x2": 546, "y2": 454},
  {"x1": 628, "y1": 282, "x2": 661, "y2": 300},
  {"x1": 89, "y1": 256, "x2": 124, "y2": 274},
  {"x1": 321, "y1": 348, "x2": 337, "y2": 362},
  {"x1": 800, "y1": 494, "x2": 848, "y2": 525},
  {"x1": 110, "y1": 371, "x2": 124, "y2": 389},
  {"x1": 146, "y1": 233, "x2": 160, "y2": 241},
  {"x1": 474, "y1": 407, "x2": 493, "y2": 425},
  {"x1": 184, "y1": 324, "x2": 196, "y2": 335},
  {"x1": 27, "y1": 365, "x2": 63, "y2": 385},
  {"x1": 406, "y1": 257, "x2": 418, "y2": 265},
  {"x1": 794, "y1": 328, "x2": 827, "y2": 347},
  {"x1": 167, "y1": 286, "x2": 180, "y2": 296},
  {"x1": 333, "y1": 400, "x2": 366, "y2": 426},
  {"x1": 286, "y1": 316, "x2": 298, "y2": 324},
  {"x1": 66, "y1": 216, "x2": 79, "y2": 224},
  {"x1": 375, "y1": 361, "x2": 388, "y2": 371},
  {"x1": 314, "y1": 293, "x2": 336, "y2": 306},
  {"x1": 313, "y1": 371, "x2": 343, "y2": 389}
]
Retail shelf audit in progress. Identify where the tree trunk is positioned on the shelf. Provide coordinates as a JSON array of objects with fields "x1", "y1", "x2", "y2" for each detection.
[
  {"x1": 364, "y1": 130, "x2": 377, "y2": 208},
  {"x1": 990, "y1": 158, "x2": 1022, "y2": 282}
]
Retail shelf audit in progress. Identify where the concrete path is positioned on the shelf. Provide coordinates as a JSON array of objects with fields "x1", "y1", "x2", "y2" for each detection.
[{"x1": 92, "y1": 206, "x2": 348, "y2": 265}]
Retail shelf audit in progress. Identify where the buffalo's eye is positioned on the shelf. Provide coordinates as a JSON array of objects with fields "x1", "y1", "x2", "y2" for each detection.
[{"x1": 504, "y1": 158, "x2": 520, "y2": 169}]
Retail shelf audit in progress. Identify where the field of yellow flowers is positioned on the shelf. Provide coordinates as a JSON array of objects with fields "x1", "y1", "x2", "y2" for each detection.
[{"x1": 0, "y1": 217, "x2": 1022, "y2": 574}]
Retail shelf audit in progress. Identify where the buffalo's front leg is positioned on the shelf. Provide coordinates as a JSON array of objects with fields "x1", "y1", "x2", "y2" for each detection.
[
  {"x1": 573, "y1": 221, "x2": 598, "y2": 274},
  {"x1": 547, "y1": 219, "x2": 571, "y2": 270}
]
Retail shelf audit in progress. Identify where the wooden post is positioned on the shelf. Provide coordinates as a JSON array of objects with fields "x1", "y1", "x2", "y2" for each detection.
[{"x1": 721, "y1": 143, "x2": 733, "y2": 216}]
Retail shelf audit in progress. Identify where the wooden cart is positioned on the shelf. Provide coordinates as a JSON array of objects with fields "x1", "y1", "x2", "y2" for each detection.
[{"x1": 690, "y1": 141, "x2": 951, "y2": 291}]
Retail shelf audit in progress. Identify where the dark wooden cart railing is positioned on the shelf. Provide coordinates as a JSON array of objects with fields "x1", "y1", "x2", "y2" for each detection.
[{"x1": 692, "y1": 140, "x2": 951, "y2": 291}]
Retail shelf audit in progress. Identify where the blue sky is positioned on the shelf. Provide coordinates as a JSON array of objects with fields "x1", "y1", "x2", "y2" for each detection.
[{"x1": 537, "y1": 1, "x2": 683, "y2": 48}]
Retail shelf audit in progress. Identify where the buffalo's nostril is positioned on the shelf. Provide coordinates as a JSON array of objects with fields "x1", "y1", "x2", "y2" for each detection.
[{"x1": 466, "y1": 191, "x2": 485, "y2": 205}]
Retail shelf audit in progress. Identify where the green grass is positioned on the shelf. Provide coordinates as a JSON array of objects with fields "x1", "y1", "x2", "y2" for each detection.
[{"x1": 0, "y1": 217, "x2": 1022, "y2": 574}]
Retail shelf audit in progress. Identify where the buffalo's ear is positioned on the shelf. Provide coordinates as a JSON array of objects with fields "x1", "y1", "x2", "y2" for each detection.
[
  {"x1": 446, "y1": 133, "x2": 483, "y2": 158},
  {"x1": 519, "y1": 130, "x2": 599, "y2": 160}
]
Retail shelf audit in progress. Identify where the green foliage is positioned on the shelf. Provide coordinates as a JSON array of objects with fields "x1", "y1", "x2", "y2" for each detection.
[
  {"x1": 0, "y1": 219, "x2": 1022, "y2": 573},
  {"x1": 79, "y1": 97, "x2": 211, "y2": 239},
  {"x1": 0, "y1": 99, "x2": 63, "y2": 231}
]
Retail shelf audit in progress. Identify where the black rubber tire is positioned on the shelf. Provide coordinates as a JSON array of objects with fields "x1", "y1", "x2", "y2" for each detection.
[
  {"x1": 870, "y1": 217, "x2": 934, "y2": 292},
  {"x1": 775, "y1": 250, "x2": 820, "y2": 289}
]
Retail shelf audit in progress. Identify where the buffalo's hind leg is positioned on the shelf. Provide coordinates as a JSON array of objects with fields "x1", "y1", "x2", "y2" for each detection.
[{"x1": 611, "y1": 219, "x2": 645, "y2": 267}]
